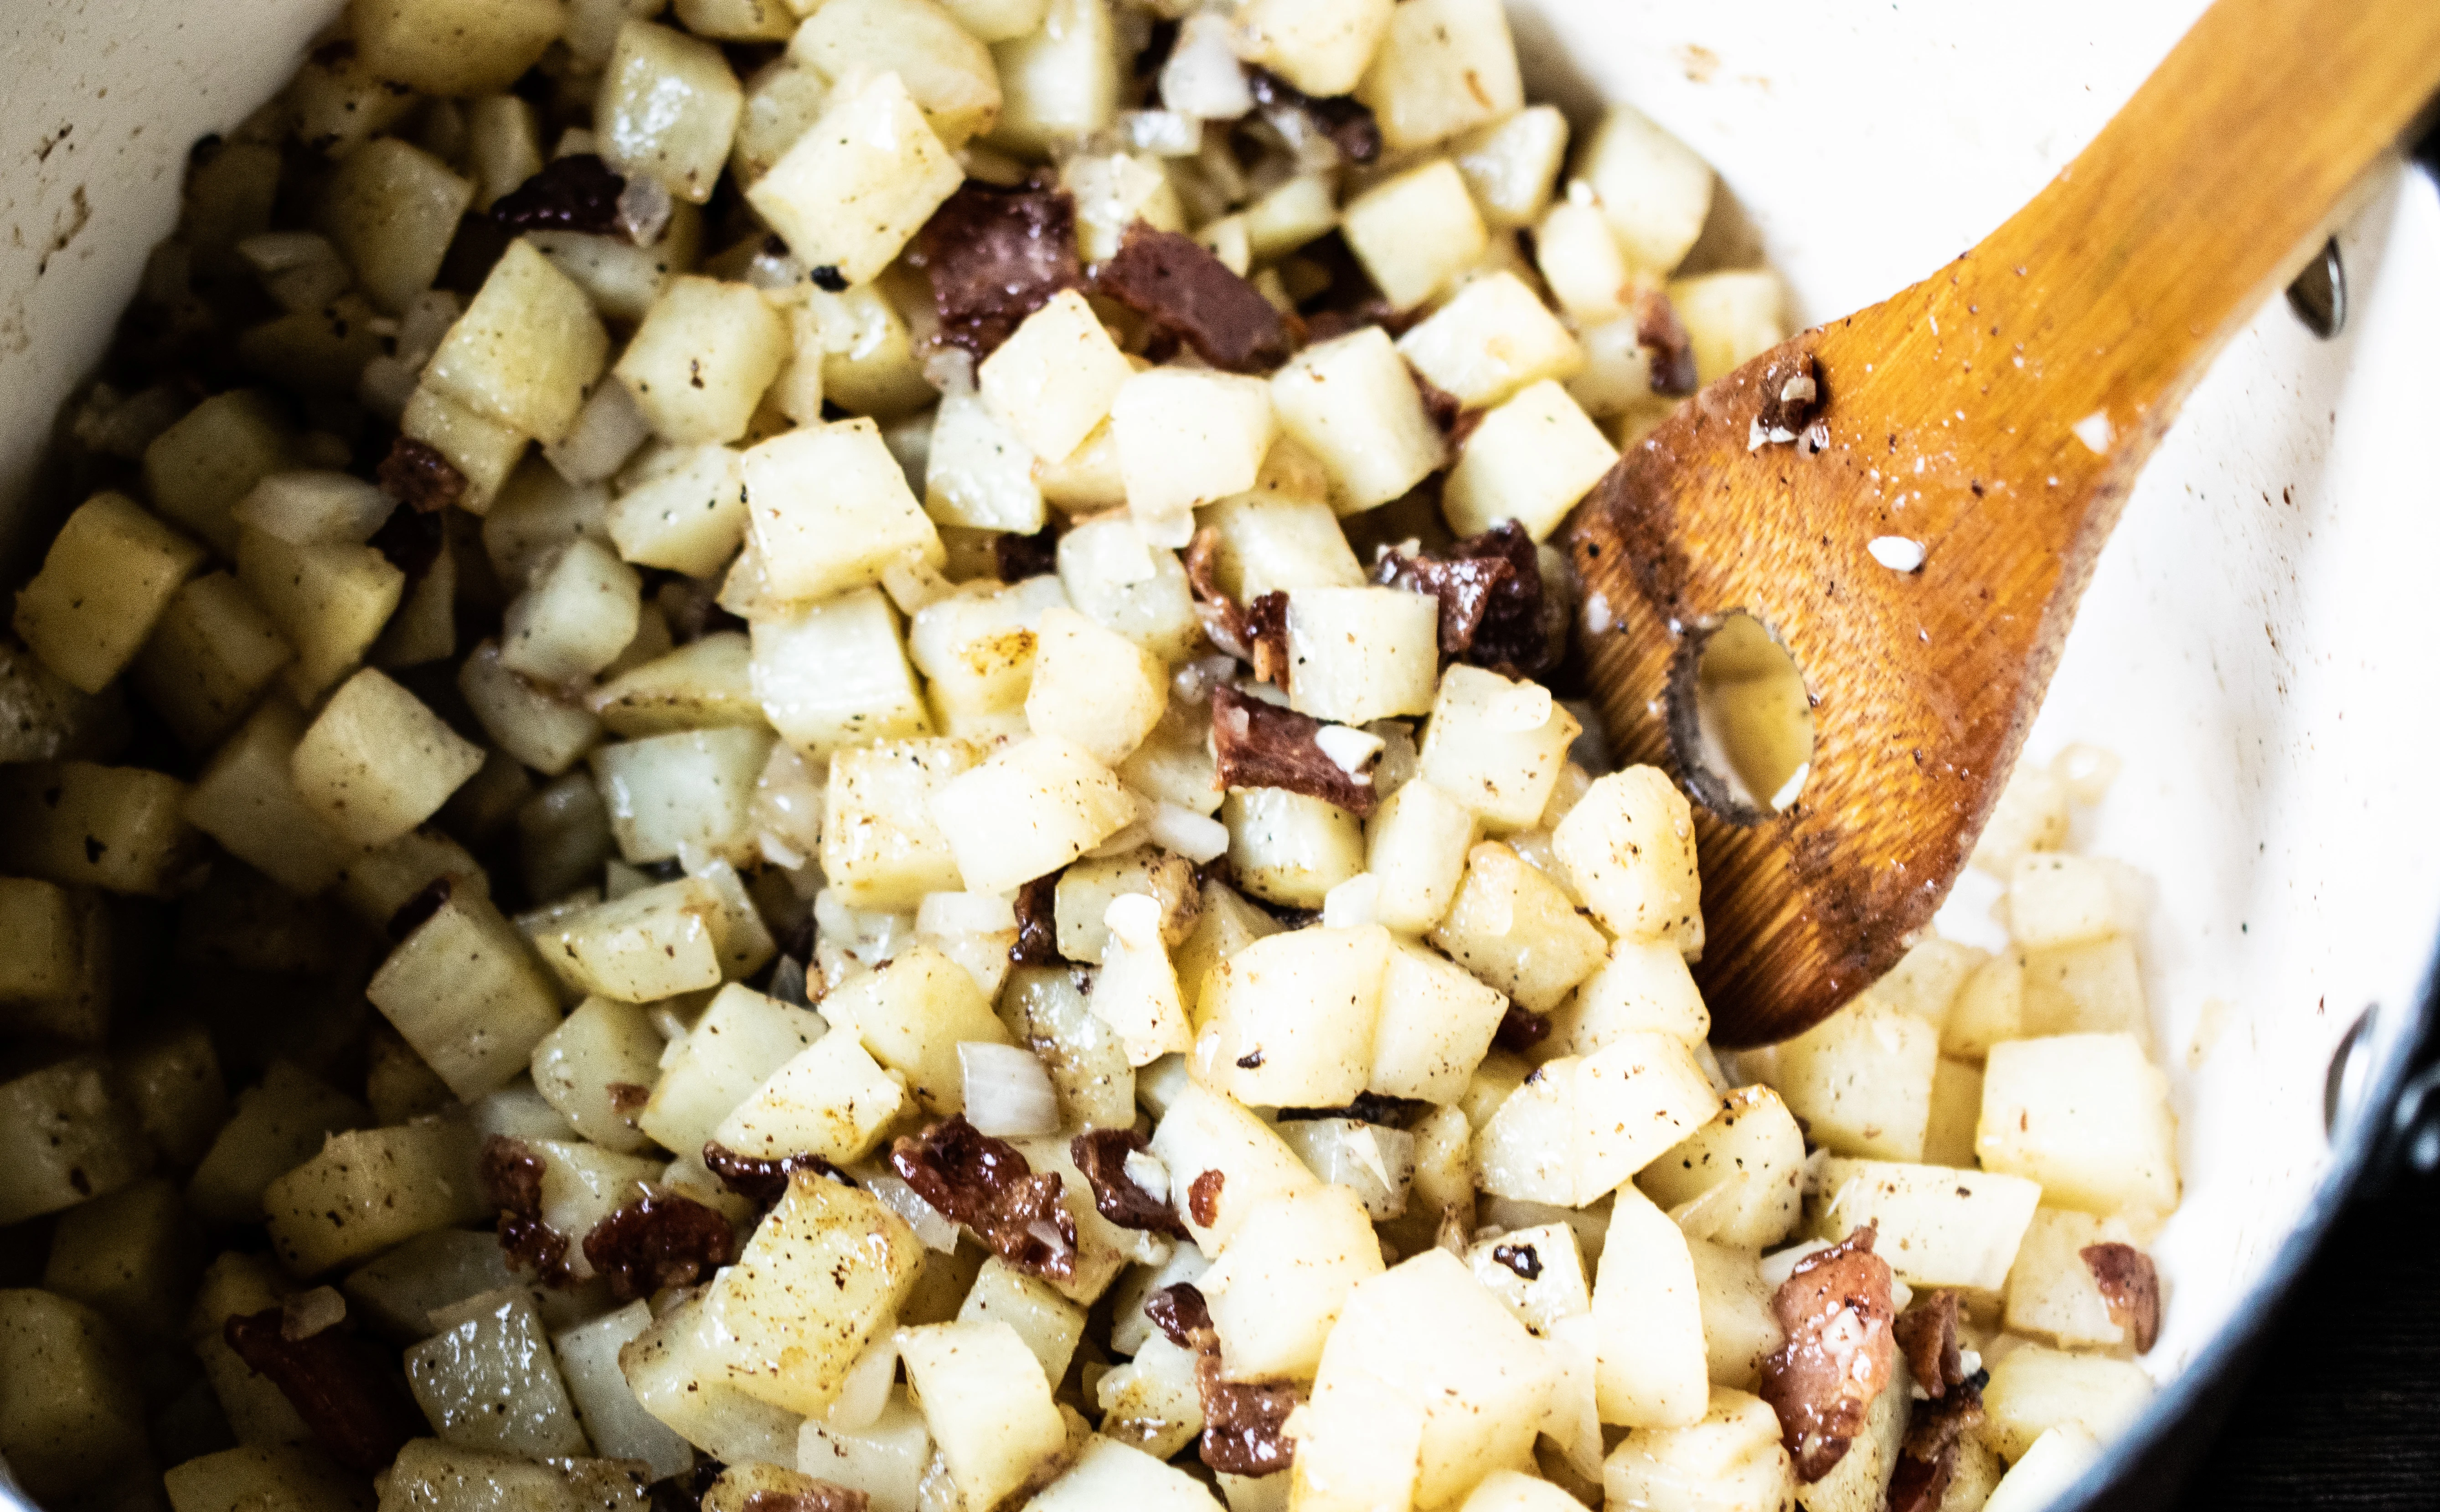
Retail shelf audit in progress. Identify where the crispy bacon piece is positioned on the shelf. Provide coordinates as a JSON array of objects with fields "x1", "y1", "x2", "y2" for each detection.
[
  {"x1": 701, "y1": 1142, "x2": 858, "y2": 1208},
  {"x1": 1010, "y1": 874, "x2": 1063, "y2": 966},
  {"x1": 889, "y1": 1115, "x2": 1078, "y2": 1281},
  {"x1": 608, "y1": 1082, "x2": 651, "y2": 1116},
  {"x1": 650, "y1": 1461, "x2": 725, "y2": 1512},
  {"x1": 1071, "y1": 1127, "x2": 1189, "y2": 1236},
  {"x1": 1890, "y1": 1370, "x2": 1988, "y2": 1512},
  {"x1": 1209, "y1": 684, "x2": 1379, "y2": 817},
  {"x1": 2082, "y1": 1242, "x2": 2162, "y2": 1353},
  {"x1": 479, "y1": 1134, "x2": 575, "y2": 1285},
  {"x1": 1186, "y1": 1169, "x2": 1225, "y2": 1228},
  {"x1": 1372, "y1": 520, "x2": 1562, "y2": 676},
  {"x1": 1145, "y1": 1281, "x2": 1214, "y2": 1349},
  {"x1": 224, "y1": 1307, "x2": 424, "y2": 1472},
  {"x1": 912, "y1": 182, "x2": 1083, "y2": 358},
  {"x1": 1098, "y1": 225, "x2": 1290, "y2": 374},
  {"x1": 1185, "y1": 528, "x2": 1291, "y2": 683},
  {"x1": 995, "y1": 526, "x2": 1059, "y2": 584},
  {"x1": 1142, "y1": 1283, "x2": 1300, "y2": 1476},
  {"x1": 1637, "y1": 290, "x2": 1700, "y2": 397},
  {"x1": 584, "y1": 1191, "x2": 741, "y2": 1300},
  {"x1": 1493, "y1": 1002, "x2": 1551, "y2": 1053},
  {"x1": 1245, "y1": 68, "x2": 1382, "y2": 164},
  {"x1": 1893, "y1": 1289, "x2": 1966, "y2": 1399},
  {"x1": 377, "y1": 436, "x2": 467, "y2": 514},
  {"x1": 1758, "y1": 1224, "x2": 1897, "y2": 1482},
  {"x1": 1491, "y1": 1242, "x2": 1543, "y2": 1280},
  {"x1": 741, "y1": 1489, "x2": 870, "y2": 1512},
  {"x1": 491, "y1": 154, "x2": 627, "y2": 236}
]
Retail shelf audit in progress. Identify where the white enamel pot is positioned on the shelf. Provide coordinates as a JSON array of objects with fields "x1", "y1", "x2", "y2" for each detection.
[{"x1": 2, "y1": 0, "x2": 2436, "y2": 1507}]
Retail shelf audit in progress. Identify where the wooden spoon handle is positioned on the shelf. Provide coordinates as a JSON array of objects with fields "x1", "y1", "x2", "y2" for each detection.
[{"x1": 1952, "y1": 0, "x2": 2440, "y2": 459}]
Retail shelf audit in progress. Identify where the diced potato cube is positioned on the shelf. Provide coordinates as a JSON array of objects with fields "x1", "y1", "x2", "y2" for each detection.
[
  {"x1": 1576, "y1": 106, "x2": 1713, "y2": 276},
  {"x1": 744, "y1": 418, "x2": 943, "y2": 604},
  {"x1": 186, "y1": 1060, "x2": 368, "y2": 1224},
  {"x1": 0, "y1": 875, "x2": 78, "y2": 1005},
  {"x1": 0, "y1": 1288, "x2": 148, "y2": 1501},
  {"x1": 1419, "y1": 666, "x2": 1581, "y2": 831},
  {"x1": 1030, "y1": 1435, "x2": 1219, "y2": 1512},
  {"x1": 369, "y1": 884, "x2": 566, "y2": 1099},
  {"x1": 1429, "y1": 841, "x2": 1607, "y2": 1013},
  {"x1": 459, "y1": 640, "x2": 601, "y2": 777},
  {"x1": 2003, "y1": 1208, "x2": 2147, "y2": 1350},
  {"x1": 2019, "y1": 936, "x2": 2149, "y2": 1045},
  {"x1": 1202, "y1": 1183, "x2": 1382, "y2": 1382},
  {"x1": 1283, "y1": 587, "x2": 1439, "y2": 726},
  {"x1": 1589, "y1": 1186, "x2": 1707, "y2": 1427},
  {"x1": 748, "y1": 71, "x2": 963, "y2": 287},
  {"x1": 378, "y1": 1440, "x2": 657, "y2": 1512},
  {"x1": 0, "y1": 1057, "x2": 150, "y2": 1226},
  {"x1": 925, "y1": 389, "x2": 1047, "y2": 534},
  {"x1": 822, "y1": 737, "x2": 980, "y2": 908},
  {"x1": 1149, "y1": 1080, "x2": 1321, "y2": 1252},
  {"x1": 1053, "y1": 846, "x2": 1199, "y2": 963},
  {"x1": 898, "y1": 1321, "x2": 1072, "y2": 1511},
  {"x1": 752, "y1": 588, "x2": 929, "y2": 754},
  {"x1": 1442, "y1": 379, "x2": 1617, "y2": 543},
  {"x1": 600, "y1": 22, "x2": 746, "y2": 204},
  {"x1": 15, "y1": 492, "x2": 205, "y2": 694},
  {"x1": 588, "y1": 630, "x2": 759, "y2": 738},
  {"x1": 1355, "y1": 0, "x2": 1522, "y2": 151},
  {"x1": 592, "y1": 726, "x2": 777, "y2": 865},
  {"x1": 622, "y1": 1294, "x2": 805, "y2": 1467},
  {"x1": 1635, "y1": 1084, "x2": 1805, "y2": 1250},
  {"x1": 1055, "y1": 517, "x2": 1202, "y2": 662},
  {"x1": 1367, "y1": 937, "x2": 1511, "y2": 1104},
  {"x1": 1300, "y1": 1249, "x2": 1555, "y2": 1510},
  {"x1": 347, "y1": 0, "x2": 562, "y2": 96},
  {"x1": 530, "y1": 997, "x2": 666, "y2": 1154},
  {"x1": 1023, "y1": 606, "x2": 1167, "y2": 765},
  {"x1": 906, "y1": 576, "x2": 1064, "y2": 729},
  {"x1": 1474, "y1": 1033, "x2": 1718, "y2": 1208},
  {"x1": 1973, "y1": 763, "x2": 2072, "y2": 877},
  {"x1": 1341, "y1": 160, "x2": 1488, "y2": 312},
  {"x1": 2007, "y1": 853, "x2": 2122, "y2": 950},
  {"x1": 1550, "y1": 765, "x2": 1700, "y2": 947},
  {"x1": 1770, "y1": 996, "x2": 1940, "y2": 1162},
  {"x1": 1112, "y1": 368, "x2": 1278, "y2": 542},
  {"x1": 1363, "y1": 778, "x2": 1478, "y2": 934},
  {"x1": 163, "y1": 1446, "x2": 373, "y2": 1512},
  {"x1": 235, "y1": 526, "x2": 406, "y2": 702},
  {"x1": 132, "y1": 570, "x2": 295, "y2": 752},
  {"x1": 1554, "y1": 939, "x2": 1710, "y2": 1053},
  {"x1": 821, "y1": 942, "x2": 1009, "y2": 1115},
  {"x1": 554, "y1": 1302, "x2": 696, "y2": 1479},
  {"x1": 1095, "y1": 1330, "x2": 1202, "y2": 1459},
  {"x1": 616, "y1": 278, "x2": 789, "y2": 445},
  {"x1": 988, "y1": 0, "x2": 1119, "y2": 155},
  {"x1": 790, "y1": 0, "x2": 1004, "y2": 150},
  {"x1": 142, "y1": 389, "x2": 295, "y2": 556},
  {"x1": 1452, "y1": 105, "x2": 1570, "y2": 231},
  {"x1": 409, "y1": 1286, "x2": 592, "y2": 1457},
  {"x1": 1805, "y1": 1158, "x2": 2042, "y2": 1293},
  {"x1": 291, "y1": 668, "x2": 485, "y2": 847},
  {"x1": 426, "y1": 240, "x2": 611, "y2": 445},
  {"x1": 928, "y1": 736, "x2": 1137, "y2": 895},
  {"x1": 1233, "y1": 0, "x2": 1391, "y2": 97},
  {"x1": 797, "y1": 1387, "x2": 933, "y2": 1512},
  {"x1": 701, "y1": 1171, "x2": 922, "y2": 1416},
  {"x1": 1269, "y1": 327, "x2": 1445, "y2": 514},
  {"x1": 979, "y1": 295, "x2": 1132, "y2": 468},
  {"x1": 1668, "y1": 271, "x2": 1785, "y2": 388},
  {"x1": 606, "y1": 446, "x2": 750, "y2": 578},
  {"x1": 402, "y1": 385, "x2": 529, "y2": 511},
  {"x1": 263, "y1": 1119, "x2": 490, "y2": 1275},
  {"x1": 1978, "y1": 1034, "x2": 2179, "y2": 1217},
  {"x1": 1396, "y1": 272, "x2": 1584, "y2": 412},
  {"x1": 1979, "y1": 1344, "x2": 2153, "y2": 1463},
  {"x1": 1944, "y1": 951, "x2": 2027, "y2": 1061},
  {"x1": 1, "y1": 758, "x2": 199, "y2": 898},
  {"x1": 1194, "y1": 480, "x2": 1362, "y2": 602},
  {"x1": 1465, "y1": 1220, "x2": 1591, "y2": 1336},
  {"x1": 321, "y1": 138, "x2": 474, "y2": 315},
  {"x1": 957, "y1": 1258, "x2": 1087, "y2": 1386},
  {"x1": 1195, "y1": 924, "x2": 1390, "y2": 1108},
  {"x1": 640, "y1": 981, "x2": 825, "y2": 1156},
  {"x1": 1222, "y1": 787, "x2": 1366, "y2": 909}
]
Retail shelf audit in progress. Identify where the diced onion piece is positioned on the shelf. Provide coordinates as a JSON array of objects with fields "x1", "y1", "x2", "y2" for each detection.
[
  {"x1": 1321, "y1": 872, "x2": 1380, "y2": 928},
  {"x1": 1148, "y1": 801, "x2": 1229, "y2": 863},
  {"x1": 825, "y1": 1333, "x2": 899, "y2": 1431},
  {"x1": 281, "y1": 1286, "x2": 347, "y2": 1341},
  {"x1": 916, "y1": 891, "x2": 1020, "y2": 936},
  {"x1": 866, "y1": 1172, "x2": 962, "y2": 1253},
  {"x1": 959, "y1": 1041, "x2": 1062, "y2": 1138},
  {"x1": 1123, "y1": 1147, "x2": 1171, "y2": 1205}
]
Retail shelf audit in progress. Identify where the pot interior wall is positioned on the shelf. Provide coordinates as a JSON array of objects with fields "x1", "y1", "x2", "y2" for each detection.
[{"x1": 3, "y1": 0, "x2": 2436, "y2": 1500}]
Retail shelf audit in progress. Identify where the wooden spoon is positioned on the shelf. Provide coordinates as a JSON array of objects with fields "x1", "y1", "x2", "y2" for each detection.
[{"x1": 1564, "y1": 0, "x2": 2440, "y2": 1047}]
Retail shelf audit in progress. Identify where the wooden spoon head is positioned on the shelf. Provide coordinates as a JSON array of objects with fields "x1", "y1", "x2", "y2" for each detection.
[{"x1": 1565, "y1": 279, "x2": 2129, "y2": 1047}]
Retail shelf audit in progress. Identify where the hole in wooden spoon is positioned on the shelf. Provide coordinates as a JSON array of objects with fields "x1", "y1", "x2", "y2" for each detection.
[{"x1": 1671, "y1": 612, "x2": 1814, "y2": 823}]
